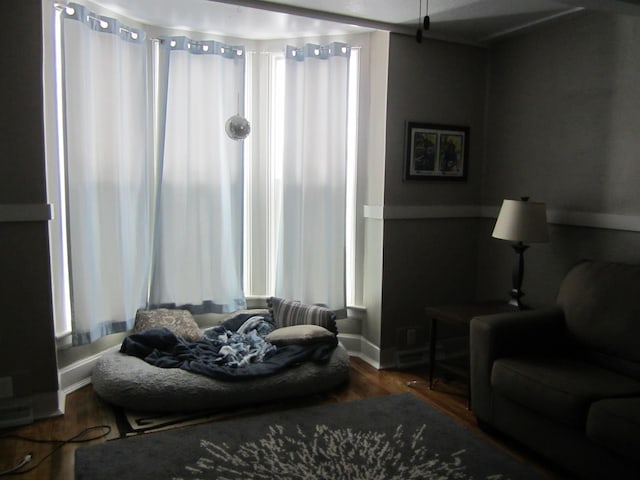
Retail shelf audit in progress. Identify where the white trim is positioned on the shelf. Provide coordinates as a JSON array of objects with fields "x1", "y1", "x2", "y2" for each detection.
[
  {"x1": 339, "y1": 333, "x2": 381, "y2": 369},
  {"x1": 0, "y1": 204, "x2": 52, "y2": 222},
  {"x1": 547, "y1": 210, "x2": 640, "y2": 233},
  {"x1": 57, "y1": 389, "x2": 67, "y2": 415},
  {"x1": 58, "y1": 344, "x2": 120, "y2": 393},
  {"x1": 29, "y1": 391, "x2": 62, "y2": 421},
  {"x1": 337, "y1": 333, "x2": 361, "y2": 354},
  {"x1": 383, "y1": 205, "x2": 483, "y2": 220},
  {"x1": 364, "y1": 204, "x2": 640, "y2": 233},
  {"x1": 363, "y1": 205, "x2": 384, "y2": 220}
]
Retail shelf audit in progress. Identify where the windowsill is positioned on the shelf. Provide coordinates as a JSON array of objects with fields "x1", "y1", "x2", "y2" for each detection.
[{"x1": 56, "y1": 332, "x2": 73, "y2": 351}]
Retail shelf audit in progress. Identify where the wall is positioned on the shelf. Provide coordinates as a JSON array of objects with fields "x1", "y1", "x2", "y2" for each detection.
[
  {"x1": 7, "y1": 4, "x2": 640, "y2": 399},
  {"x1": 360, "y1": 31, "x2": 389, "y2": 355},
  {"x1": 377, "y1": 11, "x2": 640, "y2": 363},
  {"x1": 378, "y1": 33, "x2": 488, "y2": 360},
  {"x1": 477, "y1": 12, "x2": 640, "y2": 306},
  {"x1": 0, "y1": 0, "x2": 59, "y2": 419}
]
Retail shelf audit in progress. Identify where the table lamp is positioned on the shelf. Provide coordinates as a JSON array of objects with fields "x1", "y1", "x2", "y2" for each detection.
[{"x1": 492, "y1": 197, "x2": 549, "y2": 309}]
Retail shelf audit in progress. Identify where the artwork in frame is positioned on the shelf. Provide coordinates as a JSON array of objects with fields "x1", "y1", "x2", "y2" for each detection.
[{"x1": 404, "y1": 122, "x2": 469, "y2": 181}]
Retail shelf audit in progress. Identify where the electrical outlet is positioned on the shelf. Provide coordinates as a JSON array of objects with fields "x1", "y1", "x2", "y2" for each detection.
[
  {"x1": 407, "y1": 328, "x2": 417, "y2": 346},
  {"x1": 0, "y1": 376, "x2": 13, "y2": 399}
]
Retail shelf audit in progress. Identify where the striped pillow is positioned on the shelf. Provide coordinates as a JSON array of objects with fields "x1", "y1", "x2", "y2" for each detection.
[{"x1": 268, "y1": 297, "x2": 338, "y2": 334}]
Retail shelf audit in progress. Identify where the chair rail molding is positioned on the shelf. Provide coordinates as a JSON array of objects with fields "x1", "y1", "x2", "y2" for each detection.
[
  {"x1": 365, "y1": 204, "x2": 640, "y2": 232},
  {"x1": 0, "y1": 203, "x2": 52, "y2": 222}
]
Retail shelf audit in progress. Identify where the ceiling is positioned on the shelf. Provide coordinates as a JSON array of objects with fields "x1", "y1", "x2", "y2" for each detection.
[{"x1": 93, "y1": 0, "x2": 640, "y2": 44}]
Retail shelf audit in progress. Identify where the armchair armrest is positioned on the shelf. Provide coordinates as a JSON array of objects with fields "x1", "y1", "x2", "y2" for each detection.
[{"x1": 470, "y1": 306, "x2": 566, "y2": 420}]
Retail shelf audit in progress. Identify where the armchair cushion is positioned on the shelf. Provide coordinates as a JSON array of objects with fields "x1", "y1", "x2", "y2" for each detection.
[
  {"x1": 492, "y1": 355, "x2": 640, "y2": 428},
  {"x1": 557, "y1": 261, "x2": 640, "y2": 365},
  {"x1": 470, "y1": 307, "x2": 565, "y2": 421},
  {"x1": 471, "y1": 261, "x2": 640, "y2": 479},
  {"x1": 587, "y1": 397, "x2": 640, "y2": 462}
]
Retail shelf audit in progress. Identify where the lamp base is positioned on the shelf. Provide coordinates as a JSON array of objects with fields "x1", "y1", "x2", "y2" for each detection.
[
  {"x1": 509, "y1": 242, "x2": 529, "y2": 310},
  {"x1": 508, "y1": 289, "x2": 528, "y2": 310}
]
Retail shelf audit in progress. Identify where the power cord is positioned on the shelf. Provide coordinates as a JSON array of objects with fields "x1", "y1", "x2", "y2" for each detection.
[{"x1": 0, "y1": 425, "x2": 111, "y2": 476}]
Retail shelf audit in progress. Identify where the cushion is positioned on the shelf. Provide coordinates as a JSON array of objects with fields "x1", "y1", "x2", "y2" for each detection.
[
  {"x1": 266, "y1": 324, "x2": 336, "y2": 346},
  {"x1": 268, "y1": 297, "x2": 338, "y2": 334},
  {"x1": 491, "y1": 355, "x2": 640, "y2": 427},
  {"x1": 133, "y1": 308, "x2": 203, "y2": 342},
  {"x1": 556, "y1": 261, "x2": 640, "y2": 364},
  {"x1": 587, "y1": 397, "x2": 640, "y2": 463}
]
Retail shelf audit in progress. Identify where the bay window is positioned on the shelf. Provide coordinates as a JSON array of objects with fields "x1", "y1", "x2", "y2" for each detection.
[{"x1": 47, "y1": 2, "x2": 363, "y2": 344}]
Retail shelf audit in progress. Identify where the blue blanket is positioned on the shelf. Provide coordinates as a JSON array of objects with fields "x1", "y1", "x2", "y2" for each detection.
[{"x1": 120, "y1": 314, "x2": 337, "y2": 381}]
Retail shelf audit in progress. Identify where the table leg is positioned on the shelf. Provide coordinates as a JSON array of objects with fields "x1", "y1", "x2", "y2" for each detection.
[{"x1": 428, "y1": 317, "x2": 437, "y2": 389}]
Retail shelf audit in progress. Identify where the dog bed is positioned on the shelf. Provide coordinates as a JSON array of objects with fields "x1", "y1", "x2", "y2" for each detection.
[
  {"x1": 91, "y1": 302, "x2": 350, "y2": 412},
  {"x1": 92, "y1": 343, "x2": 350, "y2": 412}
]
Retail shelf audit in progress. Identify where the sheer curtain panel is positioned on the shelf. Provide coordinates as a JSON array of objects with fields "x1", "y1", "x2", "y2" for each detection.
[
  {"x1": 150, "y1": 37, "x2": 246, "y2": 313},
  {"x1": 58, "y1": 4, "x2": 152, "y2": 345},
  {"x1": 275, "y1": 43, "x2": 351, "y2": 313}
]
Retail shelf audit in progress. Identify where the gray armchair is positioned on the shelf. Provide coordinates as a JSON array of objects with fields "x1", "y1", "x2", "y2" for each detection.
[{"x1": 470, "y1": 261, "x2": 640, "y2": 479}]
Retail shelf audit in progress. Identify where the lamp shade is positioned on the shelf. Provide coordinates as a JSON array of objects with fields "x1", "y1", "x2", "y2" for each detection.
[{"x1": 492, "y1": 199, "x2": 549, "y2": 244}]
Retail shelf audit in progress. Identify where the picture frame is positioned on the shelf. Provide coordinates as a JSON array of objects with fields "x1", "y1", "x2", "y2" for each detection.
[{"x1": 404, "y1": 122, "x2": 469, "y2": 181}]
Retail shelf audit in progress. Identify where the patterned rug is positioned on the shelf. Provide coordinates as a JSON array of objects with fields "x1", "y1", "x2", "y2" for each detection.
[{"x1": 76, "y1": 393, "x2": 543, "y2": 480}]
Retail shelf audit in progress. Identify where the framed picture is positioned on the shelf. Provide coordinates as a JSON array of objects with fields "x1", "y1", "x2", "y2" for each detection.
[{"x1": 404, "y1": 122, "x2": 469, "y2": 181}]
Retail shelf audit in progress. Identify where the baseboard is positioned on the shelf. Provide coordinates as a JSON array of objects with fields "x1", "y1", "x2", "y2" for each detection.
[
  {"x1": 339, "y1": 333, "x2": 381, "y2": 369},
  {"x1": 340, "y1": 333, "x2": 433, "y2": 370},
  {"x1": 58, "y1": 344, "x2": 120, "y2": 393}
]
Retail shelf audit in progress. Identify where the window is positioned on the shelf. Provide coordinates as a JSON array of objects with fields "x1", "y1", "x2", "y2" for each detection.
[
  {"x1": 46, "y1": 3, "x2": 364, "y2": 341},
  {"x1": 243, "y1": 48, "x2": 360, "y2": 305}
]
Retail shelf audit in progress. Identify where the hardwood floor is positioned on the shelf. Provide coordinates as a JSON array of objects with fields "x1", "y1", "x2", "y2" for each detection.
[{"x1": 0, "y1": 357, "x2": 568, "y2": 479}]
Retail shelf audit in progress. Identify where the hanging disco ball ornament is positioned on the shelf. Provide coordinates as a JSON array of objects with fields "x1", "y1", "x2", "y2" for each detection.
[{"x1": 225, "y1": 114, "x2": 251, "y2": 140}]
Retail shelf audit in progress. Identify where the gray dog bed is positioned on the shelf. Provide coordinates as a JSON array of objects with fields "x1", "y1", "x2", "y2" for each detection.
[{"x1": 92, "y1": 343, "x2": 350, "y2": 412}]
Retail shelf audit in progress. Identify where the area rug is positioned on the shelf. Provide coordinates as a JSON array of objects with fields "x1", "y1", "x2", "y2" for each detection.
[{"x1": 75, "y1": 393, "x2": 543, "y2": 480}]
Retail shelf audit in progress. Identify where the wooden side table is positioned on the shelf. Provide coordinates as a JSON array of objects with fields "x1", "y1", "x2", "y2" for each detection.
[{"x1": 425, "y1": 301, "x2": 516, "y2": 403}]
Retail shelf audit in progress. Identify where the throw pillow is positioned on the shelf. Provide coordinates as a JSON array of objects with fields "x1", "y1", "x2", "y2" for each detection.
[
  {"x1": 266, "y1": 324, "x2": 337, "y2": 346},
  {"x1": 268, "y1": 297, "x2": 338, "y2": 334},
  {"x1": 132, "y1": 308, "x2": 203, "y2": 342}
]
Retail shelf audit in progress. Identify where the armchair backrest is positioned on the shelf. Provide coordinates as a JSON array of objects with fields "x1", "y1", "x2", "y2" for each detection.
[{"x1": 557, "y1": 260, "x2": 640, "y2": 379}]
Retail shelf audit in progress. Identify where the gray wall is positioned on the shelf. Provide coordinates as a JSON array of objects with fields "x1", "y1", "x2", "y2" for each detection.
[
  {"x1": 5, "y1": 4, "x2": 640, "y2": 399},
  {"x1": 482, "y1": 13, "x2": 640, "y2": 212},
  {"x1": 381, "y1": 34, "x2": 487, "y2": 350},
  {"x1": 379, "y1": 11, "x2": 640, "y2": 355},
  {"x1": 0, "y1": 1, "x2": 58, "y2": 400},
  {"x1": 477, "y1": 12, "x2": 640, "y2": 306}
]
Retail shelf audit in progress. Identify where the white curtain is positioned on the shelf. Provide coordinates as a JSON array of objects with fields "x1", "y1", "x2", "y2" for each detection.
[
  {"x1": 275, "y1": 43, "x2": 351, "y2": 313},
  {"x1": 150, "y1": 37, "x2": 246, "y2": 313},
  {"x1": 59, "y1": 4, "x2": 152, "y2": 344}
]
